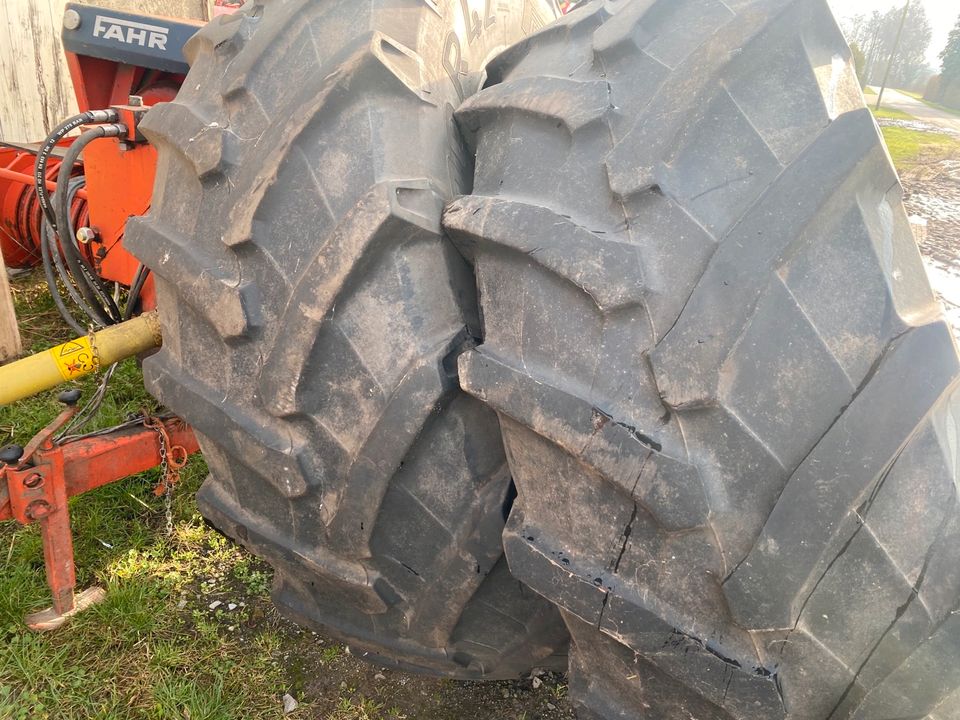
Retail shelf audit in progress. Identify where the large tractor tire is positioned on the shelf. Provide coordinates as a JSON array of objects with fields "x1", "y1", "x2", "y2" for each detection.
[
  {"x1": 124, "y1": 0, "x2": 569, "y2": 679},
  {"x1": 445, "y1": 0, "x2": 960, "y2": 715}
]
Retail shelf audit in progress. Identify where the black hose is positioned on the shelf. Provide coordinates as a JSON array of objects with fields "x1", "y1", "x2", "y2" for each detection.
[
  {"x1": 33, "y1": 111, "x2": 148, "y2": 330},
  {"x1": 34, "y1": 109, "x2": 117, "y2": 233},
  {"x1": 39, "y1": 218, "x2": 87, "y2": 336},
  {"x1": 124, "y1": 264, "x2": 151, "y2": 321},
  {"x1": 55, "y1": 125, "x2": 126, "y2": 324},
  {"x1": 42, "y1": 177, "x2": 108, "y2": 329}
]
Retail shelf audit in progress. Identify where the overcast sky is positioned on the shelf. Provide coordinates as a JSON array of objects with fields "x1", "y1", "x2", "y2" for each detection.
[{"x1": 827, "y1": 0, "x2": 957, "y2": 68}]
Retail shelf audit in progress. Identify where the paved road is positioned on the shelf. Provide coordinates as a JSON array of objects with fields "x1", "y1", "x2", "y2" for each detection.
[{"x1": 868, "y1": 86, "x2": 960, "y2": 133}]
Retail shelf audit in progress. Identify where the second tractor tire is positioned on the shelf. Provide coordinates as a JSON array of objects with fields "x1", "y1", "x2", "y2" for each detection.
[{"x1": 445, "y1": 0, "x2": 960, "y2": 716}]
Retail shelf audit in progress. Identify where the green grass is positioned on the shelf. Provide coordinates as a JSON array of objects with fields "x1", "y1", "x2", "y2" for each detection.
[
  {"x1": 0, "y1": 272, "x2": 292, "y2": 719},
  {"x1": 867, "y1": 100, "x2": 960, "y2": 167},
  {"x1": 863, "y1": 86, "x2": 876, "y2": 96},
  {"x1": 877, "y1": 125, "x2": 960, "y2": 167},
  {"x1": 870, "y1": 95, "x2": 960, "y2": 170},
  {"x1": 0, "y1": 517, "x2": 290, "y2": 719},
  {"x1": 331, "y1": 696, "x2": 391, "y2": 720},
  {"x1": 897, "y1": 88, "x2": 923, "y2": 100},
  {"x1": 871, "y1": 106, "x2": 916, "y2": 121}
]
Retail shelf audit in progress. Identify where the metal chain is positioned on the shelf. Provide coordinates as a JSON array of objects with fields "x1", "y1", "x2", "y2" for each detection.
[
  {"x1": 144, "y1": 415, "x2": 187, "y2": 537},
  {"x1": 165, "y1": 479, "x2": 174, "y2": 536},
  {"x1": 156, "y1": 421, "x2": 174, "y2": 536}
]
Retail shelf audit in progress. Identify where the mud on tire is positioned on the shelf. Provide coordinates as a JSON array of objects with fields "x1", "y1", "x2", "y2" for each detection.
[
  {"x1": 125, "y1": 0, "x2": 569, "y2": 679},
  {"x1": 445, "y1": 0, "x2": 960, "y2": 714}
]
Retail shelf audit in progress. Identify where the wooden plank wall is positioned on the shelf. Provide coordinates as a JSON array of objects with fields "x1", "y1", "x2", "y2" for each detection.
[
  {"x1": 0, "y1": 0, "x2": 209, "y2": 143},
  {"x1": 0, "y1": 0, "x2": 77, "y2": 143}
]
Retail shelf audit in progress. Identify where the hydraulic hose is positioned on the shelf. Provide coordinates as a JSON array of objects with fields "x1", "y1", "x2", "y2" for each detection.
[
  {"x1": 55, "y1": 124, "x2": 127, "y2": 325},
  {"x1": 32, "y1": 111, "x2": 148, "y2": 331},
  {"x1": 42, "y1": 177, "x2": 100, "y2": 334},
  {"x1": 123, "y1": 264, "x2": 151, "y2": 321},
  {"x1": 33, "y1": 109, "x2": 117, "y2": 233}
]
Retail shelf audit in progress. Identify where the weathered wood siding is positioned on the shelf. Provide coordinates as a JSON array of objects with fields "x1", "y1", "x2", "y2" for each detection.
[
  {"x1": 0, "y1": 0, "x2": 77, "y2": 142},
  {"x1": 0, "y1": 0, "x2": 208, "y2": 143}
]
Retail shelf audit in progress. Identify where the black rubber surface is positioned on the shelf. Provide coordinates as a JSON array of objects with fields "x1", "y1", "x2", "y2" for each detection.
[
  {"x1": 445, "y1": 0, "x2": 960, "y2": 714},
  {"x1": 125, "y1": 0, "x2": 568, "y2": 680}
]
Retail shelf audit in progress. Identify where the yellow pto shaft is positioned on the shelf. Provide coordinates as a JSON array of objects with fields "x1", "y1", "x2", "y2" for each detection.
[{"x1": 0, "y1": 311, "x2": 162, "y2": 406}]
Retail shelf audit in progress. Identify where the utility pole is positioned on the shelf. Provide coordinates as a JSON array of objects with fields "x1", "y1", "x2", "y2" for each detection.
[{"x1": 876, "y1": 0, "x2": 911, "y2": 110}]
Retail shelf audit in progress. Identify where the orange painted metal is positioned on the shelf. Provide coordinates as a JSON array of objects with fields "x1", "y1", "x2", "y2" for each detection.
[
  {"x1": 0, "y1": 144, "x2": 89, "y2": 269},
  {"x1": 1, "y1": 412, "x2": 199, "y2": 616},
  {"x1": 63, "y1": 53, "x2": 182, "y2": 304},
  {"x1": 0, "y1": 165, "x2": 88, "y2": 199},
  {"x1": 80, "y1": 134, "x2": 158, "y2": 289},
  {"x1": 0, "y1": 51, "x2": 184, "y2": 299}
]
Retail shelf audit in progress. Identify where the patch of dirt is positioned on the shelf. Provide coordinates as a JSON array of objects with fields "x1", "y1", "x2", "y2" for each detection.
[
  {"x1": 902, "y1": 158, "x2": 960, "y2": 263},
  {"x1": 287, "y1": 631, "x2": 575, "y2": 720},
  {"x1": 181, "y1": 548, "x2": 575, "y2": 719},
  {"x1": 900, "y1": 153, "x2": 960, "y2": 335}
]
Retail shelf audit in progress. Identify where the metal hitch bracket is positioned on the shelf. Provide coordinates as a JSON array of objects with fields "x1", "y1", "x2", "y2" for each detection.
[{"x1": 0, "y1": 394, "x2": 198, "y2": 630}]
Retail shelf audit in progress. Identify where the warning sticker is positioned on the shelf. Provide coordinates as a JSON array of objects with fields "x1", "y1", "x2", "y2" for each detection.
[{"x1": 50, "y1": 336, "x2": 96, "y2": 381}]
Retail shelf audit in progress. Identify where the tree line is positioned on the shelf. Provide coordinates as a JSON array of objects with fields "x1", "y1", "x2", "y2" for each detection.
[{"x1": 843, "y1": 3, "x2": 932, "y2": 91}]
